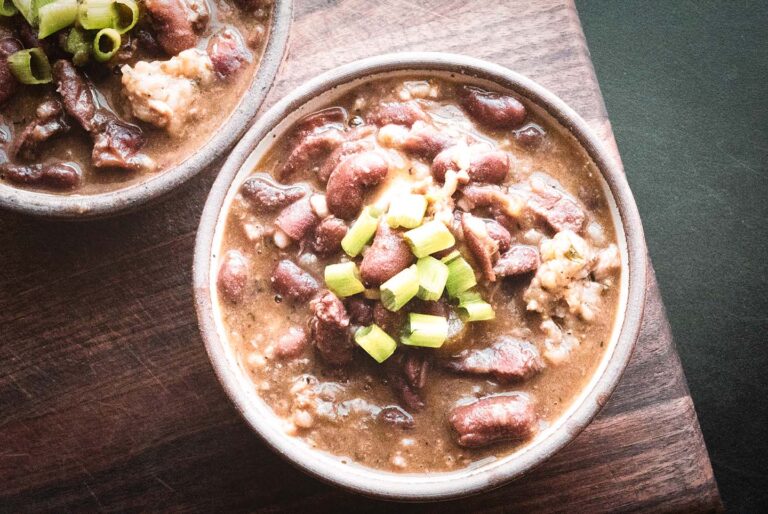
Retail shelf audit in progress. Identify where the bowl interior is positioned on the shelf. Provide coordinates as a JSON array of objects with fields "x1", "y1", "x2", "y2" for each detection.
[
  {"x1": 0, "y1": 0, "x2": 292, "y2": 219},
  {"x1": 195, "y1": 54, "x2": 646, "y2": 501}
]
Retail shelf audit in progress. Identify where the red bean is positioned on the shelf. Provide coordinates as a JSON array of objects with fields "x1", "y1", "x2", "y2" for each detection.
[
  {"x1": 326, "y1": 151, "x2": 389, "y2": 219},
  {"x1": 460, "y1": 86, "x2": 527, "y2": 129}
]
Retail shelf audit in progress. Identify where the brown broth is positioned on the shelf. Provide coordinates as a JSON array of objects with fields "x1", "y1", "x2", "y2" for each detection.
[
  {"x1": 217, "y1": 77, "x2": 621, "y2": 472},
  {"x1": 0, "y1": 2, "x2": 271, "y2": 194}
]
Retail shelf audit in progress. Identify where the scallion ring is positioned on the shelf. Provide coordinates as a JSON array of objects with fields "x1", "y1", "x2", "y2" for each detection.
[
  {"x1": 93, "y1": 27, "x2": 121, "y2": 62},
  {"x1": 7, "y1": 48, "x2": 52, "y2": 84},
  {"x1": 402, "y1": 313, "x2": 448, "y2": 348},
  {"x1": 380, "y1": 265, "x2": 419, "y2": 312},
  {"x1": 65, "y1": 27, "x2": 92, "y2": 66},
  {"x1": 78, "y1": 0, "x2": 116, "y2": 30},
  {"x1": 11, "y1": 0, "x2": 33, "y2": 23},
  {"x1": 341, "y1": 206, "x2": 381, "y2": 257},
  {"x1": 0, "y1": 0, "x2": 18, "y2": 16},
  {"x1": 404, "y1": 220, "x2": 456, "y2": 258},
  {"x1": 38, "y1": 0, "x2": 78, "y2": 39},
  {"x1": 355, "y1": 324, "x2": 397, "y2": 363},
  {"x1": 324, "y1": 261, "x2": 365, "y2": 298},
  {"x1": 112, "y1": 0, "x2": 138, "y2": 33}
]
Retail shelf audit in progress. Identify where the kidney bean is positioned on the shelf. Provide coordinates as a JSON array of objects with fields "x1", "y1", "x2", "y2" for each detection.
[
  {"x1": 365, "y1": 100, "x2": 428, "y2": 127},
  {"x1": 326, "y1": 151, "x2": 389, "y2": 219},
  {"x1": 273, "y1": 327, "x2": 309, "y2": 359},
  {"x1": 217, "y1": 250, "x2": 249, "y2": 303},
  {"x1": 359, "y1": 222, "x2": 415, "y2": 286},
  {"x1": 207, "y1": 28, "x2": 250, "y2": 77},
  {"x1": 400, "y1": 123, "x2": 454, "y2": 160},
  {"x1": 293, "y1": 106, "x2": 348, "y2": 140},
  {"x1": 346, "y1": 296, "x2": 374, "y2": 326},
  {"x1": 275, "y1": 197, "x2": 320, "y2": 241},
  {"x1": 484, "y1": 219, "x2": 512, "y2": 252},
  {"x1": 514, "y1": 123, "x2": 546, "y2": 148},
  {"x1": 432, "y1": 147, "x2": 509, "y2": 184},
  {"x1": 241, "y1": 174, "x2": 306, "y2": 212},
  {"x1": 271, "y1": 259, "x2": 319, "y2": 302},
  {"x1": 277, "y1": 129, "x2": 345, "y2": 181},
  {"x1": 460, "y1": 86, "x2": 527, "y2": 129},
  {"x1": 0, "y1": 163, "x2": 80, "y2": 190},
  {"x1": 317, "y1": 139, "x2": 373, "y2": 183}
]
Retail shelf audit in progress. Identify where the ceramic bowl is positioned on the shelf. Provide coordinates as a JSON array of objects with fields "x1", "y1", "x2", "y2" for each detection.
[
  {"x1": 0, "y1": 0, "x2": 292, "y2": 219},
  {"x1": 193, "y1": 52, "x2": 647, "y2": 501}
]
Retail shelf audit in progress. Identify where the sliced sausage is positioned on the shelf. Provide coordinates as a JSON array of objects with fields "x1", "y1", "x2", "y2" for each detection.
[
  {"x1": 310, "y1": 290, "x2": 354, "y2": 365},
  {"x1": 528, "y1": 176, "x2": 585, "y2": 233},
  {"x1": 326, "y1": 151, "x2": 389, "y2": 219},
  {"x1": 366, "y1": 101, "x2": 428, "y2": 127},
  {"x1": 461, "y1": 213, "x2": 500, "y2": 282},
  {"x1": 217, "y1": 250, "x2": 249, "y2": 303},
  {"x1": 484, "y1": 219, "x2": 511, "y2": 252},
  {"x1": 493, "y1": 245, "x2": 540, "y2": 278},
  {"x1": 449, "y1": 393, "x2": 537, "y2": 448},
  {"x1": 275, "y1": 197, "x2": 320, "y2": 241},
  {"x1": 311, "y1": 216, "x2": 348, "y2": 256},
  {"x1": 271, "y1": 259, "x2": 319, "y2": 302},
  {"x1": 459, "y1": 86, "x2": 527, "y2": 129},
  {"x1": 241, "y1": 174, "x2": 306, "y2": 212},
  {"x1": 359, "y1": 222, "x2": 415, "y2": 286},
  {"x1": 444, "y1": 338, "x2": 543, "y2": 383}
]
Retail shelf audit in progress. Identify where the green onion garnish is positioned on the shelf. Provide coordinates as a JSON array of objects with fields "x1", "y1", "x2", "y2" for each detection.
[
  {"x1": 387, "y1": 193, "x2": 427, "y2": 229},
  {"x1": 112, "y1": 0, "x2": 138, "y2": 33},
  {"x1": 440, "y1": 250, "x2": 462, "y2": 264},
  {"x1": 456, "y1": 290, "x2": 496, "y2": 321},
  {"x1": 93, "y1": 27, "x2": 120, "y2": 62},
  {"x1": 445, "y1": 255, "x2": 477, "y2": 297},
  {"x1": 78, "y1": 0, "x2": 116, "y2": 30},
  {"x1": 324, "y1": 261, "x2": 365, "y2": 297},
  {"x1": 65, "y1": 27, "x2": 92, "y2": 66},
  {"x1": 380, "y1": 265, "x2": 419, "y2": 311},
  {"x1": 355, "y1": 324, "x2": 397, "y2": 363},
  {"x1": 11, "y1": 0, "x2": 34, "y2": 23},
  {"x1": 404, "y1": 220, "x2": 455, "y2": 258},
  {"x1": 341, "y1": 206, "x2": 380, "y2": 257},
  {"x1": 416, "y1": 256, "x2": 449, "y2": 301},
  {"x1": 38, "y1": 0, "x2": 78, "y2": 39},
  {"x1": 402, "y1": 313, "x2": 448, "y2": 348},
  {"x1": 0, "y1": 0, "x2": 18, "y2": 16},
  {"x1": 7, "y1": 48, "x2": 52, "y2": 84}
]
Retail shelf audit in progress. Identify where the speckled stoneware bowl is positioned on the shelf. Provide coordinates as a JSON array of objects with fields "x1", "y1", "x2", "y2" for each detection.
[
  {"x1": 193, "y1": 53, "x2": 647, "y2": 501},
  {"x1": 0, "y1": 0, "x2": 292, "y2": 219}
]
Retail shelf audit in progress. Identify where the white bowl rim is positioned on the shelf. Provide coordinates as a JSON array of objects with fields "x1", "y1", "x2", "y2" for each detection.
[{"x1": 193, "y1": 52, "x2": 647, "y2": 502}]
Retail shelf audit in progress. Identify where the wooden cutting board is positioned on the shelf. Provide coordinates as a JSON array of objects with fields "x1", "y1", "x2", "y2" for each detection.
[{"x1": 0, "y1": 1, "x2": 722, "y2": 511}]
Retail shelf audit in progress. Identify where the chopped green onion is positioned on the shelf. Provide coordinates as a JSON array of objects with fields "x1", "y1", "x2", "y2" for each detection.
[
  {"x1": 93, "y1": 27, "x2": 120, "y2": 62},
  {"x1": 112, "y1": 0, "x2": 138, "y2": 33},
  {"x1": 7, "y1": 48, "x2": 52, "y2": 84},
  {"x1": 440, "y1": 250, "x2": 462, "y2": 264},
  {"x1": 445, "y1": 256, "x2": 477, "y2": 297},
  {"x1": 0, "y1": 0, "x2": 18, "y2": 16},
  {"x1": 456, "y1": 290, "x2": 495, "y2": 321},
  {"x1": 404, "y1": 220, "x2": 455, "y2": 258},
  {"x1": 11, "y1": 0, "x2": 34, "y2": 23},
  {"x1": 380, "y1": 265, "x2": 419, "y2": 311},
  {"x1": 416, "y1": 256, "x2": 449, "y2": 301},
  {"x1": 355, "y1": 324, "x2": 397, "y2": 363},
  {"x1": 65, "y1": 27, "x2": 92, "y2": 66},
  {"x1": 38, "y1": 0, "x2": 78, "y2": 39},
  {"x1": 324, "y1": 261, "x2": 365, "y2": 297},
  {"x1": 387, "y1": 193, "x2": 427, "y2": 229},
  {"x1": 78, "y1": 0, "x2": 116, "y2": 30},
  {"x1": 402, "y1": 313, "x2": 448, "y2": 348},
  {"x1": 341, "y1": 206, "x2": 380, "y2": 257}
]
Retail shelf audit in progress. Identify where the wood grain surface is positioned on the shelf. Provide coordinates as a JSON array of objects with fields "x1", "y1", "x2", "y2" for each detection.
[{"x1": 0, "y1": 1, "x2": 722, "y2": 511}]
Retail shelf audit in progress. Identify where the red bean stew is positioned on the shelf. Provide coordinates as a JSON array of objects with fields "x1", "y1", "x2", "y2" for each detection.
[
  {"x1": 0, "y1": 0, "x2": 272, "y2": 194},
  {"x1": 215, "y1": 77, "x2": 622, "y2": 472}
]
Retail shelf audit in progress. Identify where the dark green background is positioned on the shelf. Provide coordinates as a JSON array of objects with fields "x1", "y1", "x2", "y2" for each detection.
[{"x1": 576, "y1": 1, "x2": 767, "y2": 511}]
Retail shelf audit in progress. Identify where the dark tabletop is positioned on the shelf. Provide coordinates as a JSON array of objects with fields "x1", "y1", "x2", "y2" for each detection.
[{"x1": 576, "y1": 1, "x2": 768, "y2": 511}]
